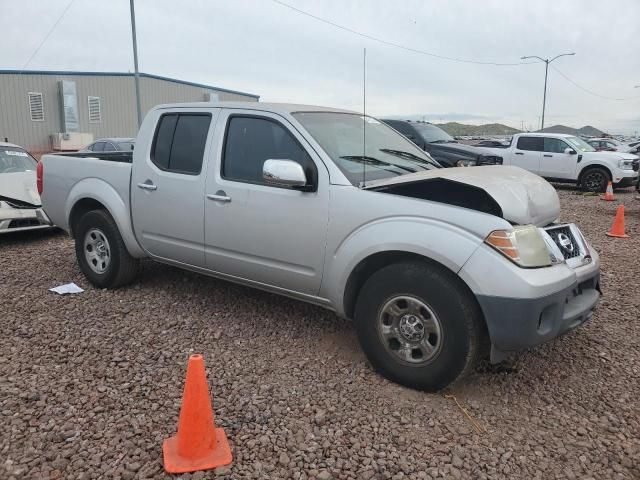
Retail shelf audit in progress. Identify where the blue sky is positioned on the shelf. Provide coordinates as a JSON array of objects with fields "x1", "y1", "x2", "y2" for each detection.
[{"x1": 2, "y1": 0, "x2": 639, "y2": 134}]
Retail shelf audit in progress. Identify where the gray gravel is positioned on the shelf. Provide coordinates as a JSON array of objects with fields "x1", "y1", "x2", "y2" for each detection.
[{"x1": 1, "y1": 187, "x2": 639, "y2": 479}]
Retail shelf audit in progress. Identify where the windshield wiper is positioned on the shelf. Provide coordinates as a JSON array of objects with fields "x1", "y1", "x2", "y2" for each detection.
[
  {"x1": 340, "y1": 155, "x2": 416, "y2": 174},
  {"x1": 379, "y1": 149, "x2": 441, "y2": 168}
]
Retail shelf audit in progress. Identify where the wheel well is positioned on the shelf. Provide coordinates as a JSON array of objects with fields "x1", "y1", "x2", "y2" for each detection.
[
  {"x1": 578, "y1": 165, "x2": 611, "y2": 185},
  {"x1": 342, "y1": 251, "x2": 475, "y2": 318},
  {"x1": 69, "y1": 198, "x2": 107, "y2": 236}
]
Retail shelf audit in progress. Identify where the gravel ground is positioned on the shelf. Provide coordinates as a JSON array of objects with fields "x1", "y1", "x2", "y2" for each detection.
[{"x1": 1, "y1": 187, "x2": 639, "y2": 480}]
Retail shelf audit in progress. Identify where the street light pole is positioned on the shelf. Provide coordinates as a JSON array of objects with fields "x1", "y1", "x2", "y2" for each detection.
[
  {"x1": 521, "y1": 53, "x2": 575, "y2": 130},
  {"x1": 129, "y1": 0, "x2": 142, "y2": 128}
]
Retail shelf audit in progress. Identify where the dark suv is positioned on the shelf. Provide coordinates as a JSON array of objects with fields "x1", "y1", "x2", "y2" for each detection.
[{"x1": 382, "y1": 120, "x2": 503, "y2": 168}]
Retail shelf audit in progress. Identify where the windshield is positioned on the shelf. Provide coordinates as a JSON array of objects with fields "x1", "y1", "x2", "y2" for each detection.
[
  {"x1": 0, "y1": 147, "x2": 37, "y2": 173},
  {"x1": 293, "y1": 112, "x2": 440, "y2": 185},
  {"x1": 565, "y1": 136, "x2": 596, "y2": 153},
  {"x1": 412, "y1": 123, "x2": 455, "y2": 143}
]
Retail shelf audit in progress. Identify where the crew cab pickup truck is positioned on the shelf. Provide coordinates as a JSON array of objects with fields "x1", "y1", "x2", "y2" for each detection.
[
  {"x1": 487, "y1": 133, "x2": 638, "y2": 192},
  {"x1": 39, "y1": 103, "x2": 601, "y2": 391}
]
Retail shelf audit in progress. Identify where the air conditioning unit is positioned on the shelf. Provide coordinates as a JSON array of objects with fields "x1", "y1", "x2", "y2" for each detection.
[{"x1": 50, "y1": 132, "x2": 94, "y2": 151}]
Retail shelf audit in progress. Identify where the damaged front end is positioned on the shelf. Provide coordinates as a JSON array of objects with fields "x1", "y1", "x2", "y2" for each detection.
[{"x1": 0, "y1": 196, "x2": 52, "y2": 233}]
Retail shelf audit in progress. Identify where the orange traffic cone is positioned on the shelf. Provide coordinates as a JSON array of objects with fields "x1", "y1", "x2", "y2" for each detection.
[
  {"x1": 602, "y1": 181, "x2": 615, "y2": 201},
  {"x1": 163, "y1": 354, "x2": 232, "y2": 473},
  {"x1": 606, "y1": 205, "x2": 629, "y2": 238}
]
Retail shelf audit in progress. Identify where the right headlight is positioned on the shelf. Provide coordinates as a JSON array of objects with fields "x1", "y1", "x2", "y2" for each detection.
[{"x1": 485, "y1": 225, "x2": 552, "y2": 268}]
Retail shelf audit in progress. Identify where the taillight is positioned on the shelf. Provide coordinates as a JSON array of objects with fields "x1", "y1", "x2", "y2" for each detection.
[{"x1": 37, "y1": 161, "x2": 43, "y2": 195}]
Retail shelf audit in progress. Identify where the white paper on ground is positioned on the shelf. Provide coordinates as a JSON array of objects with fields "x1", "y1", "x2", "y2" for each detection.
[{"x1": 49, "y1": 283, "x2": 84, "y2": 295}]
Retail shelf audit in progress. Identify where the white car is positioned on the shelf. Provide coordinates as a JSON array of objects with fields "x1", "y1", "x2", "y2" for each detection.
[
  {"x1": 488, "y1": 133, "x2": 638, "y2": 192},
  {"x1": 0, "y1": 142, "x2": 51, "y2": 233}
]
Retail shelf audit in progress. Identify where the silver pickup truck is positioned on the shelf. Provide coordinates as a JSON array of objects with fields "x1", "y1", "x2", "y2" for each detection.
[{"x1": 40, "y1": 102, "x2": 601, "y2": 391}]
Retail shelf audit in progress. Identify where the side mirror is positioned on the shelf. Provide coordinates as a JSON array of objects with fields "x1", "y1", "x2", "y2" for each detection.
[
  {"x1": 263, "y1": 159, "x2": 307, "y2": 188},
  {"x1": 564, "y1": 147, "x2": 577, "y2": 155}
]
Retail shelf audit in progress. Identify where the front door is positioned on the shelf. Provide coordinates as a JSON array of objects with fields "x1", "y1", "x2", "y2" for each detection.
[
  {"x1": 539, "y1": 137, "x2": 579, "y2": 179},
  {"x1": 131, "y1": 109, "x2": 219, "y2": 267},
  {"x1": 203, "y1": 110, "x2": 329, "y2": 295},
  {"x1": 511, "y1": 136, "x2": 543, "y2": 173}
]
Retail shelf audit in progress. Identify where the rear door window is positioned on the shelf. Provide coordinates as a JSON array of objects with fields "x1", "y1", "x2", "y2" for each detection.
[
  {"x1": 516, "y1": 136, "x2": 544, "y2": 151},
  {"x1": 151, "y1": 113, "x2": 212, "y2": 174}
]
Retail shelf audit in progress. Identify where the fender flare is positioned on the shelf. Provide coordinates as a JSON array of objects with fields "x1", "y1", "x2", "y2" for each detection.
[{"x1": 65, "y1": 177, "x2": 145, "y2": 258}]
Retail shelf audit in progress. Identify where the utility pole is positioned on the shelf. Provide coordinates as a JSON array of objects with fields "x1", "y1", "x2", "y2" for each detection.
[
  {"x1": 130, "y1": 0, "x2": 142, "y2": 128},
  {"x1": 521, "y1": 53, "x2": 575, "y2": 130}
]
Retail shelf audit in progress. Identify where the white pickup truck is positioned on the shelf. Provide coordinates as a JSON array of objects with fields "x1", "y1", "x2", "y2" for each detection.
[
  {"x1": 39, "y1": 102, "x2": 600, "y2": 391},
  {"x1": 486, "y1": 133, "x2": 638, "y2": 192}
]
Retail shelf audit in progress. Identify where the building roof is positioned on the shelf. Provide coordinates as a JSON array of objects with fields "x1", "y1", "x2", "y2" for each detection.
[{"x1": 0, "y1": 69, "x2": 259, "y2": 100}]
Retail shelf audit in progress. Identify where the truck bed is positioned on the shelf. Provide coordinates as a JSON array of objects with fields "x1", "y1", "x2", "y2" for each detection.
[{"x1": 40, "y1": 153, "x2": 132, "y2": 233}]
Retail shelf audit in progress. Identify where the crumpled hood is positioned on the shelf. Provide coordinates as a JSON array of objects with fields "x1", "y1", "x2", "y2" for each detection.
[
  {"x1": 0, "y1": 171, "x2": 41, "y2": 206},
  {"x1": 364, "y1": 165, "x2": 560, "y2": 226}
]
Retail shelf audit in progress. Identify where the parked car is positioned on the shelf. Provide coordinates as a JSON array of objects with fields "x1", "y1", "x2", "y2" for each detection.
[
  {"x1": 80, "y1": 138, "x2": 135, "y2": 153},
  {"x1": 587, "y1": 138, "x2": 624, "y2": 152},
  {"x1": 381, "y1": 120, "x2": 503, "y2": 167},
  {"x1": 485, "y1": 133, "x2": 638, "y2": 192},
  {"x1": 0, "y1": 142, "x2": 51, "y2": 233},
  {"x1": 40, "y1": 102, "x2": 600, "y2": 391}
]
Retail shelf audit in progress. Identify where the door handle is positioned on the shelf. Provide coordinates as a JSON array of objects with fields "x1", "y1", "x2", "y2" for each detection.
[
  {"x1": 137, "y1": 182, "x2": 157, "y2": 191},
  {"x1": 515, "y1": 152, "x2": 524, "y2": 155},
  {"x1": 206, "y1": 191, "x2": 232, "y2": 203},
  {"x1": 543, "y1": 154, "x2": 553, "y2": 157}
]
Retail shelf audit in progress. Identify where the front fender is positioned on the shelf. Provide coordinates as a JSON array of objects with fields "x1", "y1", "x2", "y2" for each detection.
[
  {"x1": 321, "y1": 216, "x2": 484, "y2": 316},
  {"x1": 66, "y1": 178, "x2": 145, "y2": 257}
]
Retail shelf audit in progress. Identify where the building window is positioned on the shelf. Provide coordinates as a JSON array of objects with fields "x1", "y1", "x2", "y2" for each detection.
[
  {"x1": 88, "y1": 96, "x2": 101, "y2": 123},
  {"x1": 28, "y1": 92, "x2": 44, "y2": 122}
]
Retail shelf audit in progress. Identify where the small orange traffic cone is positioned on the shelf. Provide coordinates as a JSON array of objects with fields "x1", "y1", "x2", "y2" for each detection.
[
  {"x1": 601, "y1": 181, "x2": 615, "y2": 201},
  {"x1": 606, "y1": 205, "x2": 629, "y2": 238},
  {"x1": 163, "y1": 354, "x2": 232, "y2": 473}
]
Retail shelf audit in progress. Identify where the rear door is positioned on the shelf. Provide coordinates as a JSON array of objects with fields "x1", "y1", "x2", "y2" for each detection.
[
  {"x1": 539, "y1": 137, "x2": 578, "y2": 179},
  {"x1": 131, "y1": 108, "x2": 219, "y2": 266},
  {"x1": 511, "y1": 136, "x2": 543, "y2": 173},
  {"x1": 203, "y1": 109, "x2": 329, "y2": 294}
]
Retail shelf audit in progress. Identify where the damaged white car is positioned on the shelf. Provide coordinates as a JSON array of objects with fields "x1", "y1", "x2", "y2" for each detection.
[{"x1": 0, "y1": 142, "x2": 51, "y2": 233}]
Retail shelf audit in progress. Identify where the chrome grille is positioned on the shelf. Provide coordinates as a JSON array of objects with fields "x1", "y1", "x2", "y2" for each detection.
[{"x1": 545, "y1": 225, "x2": 581, "y2": 260}]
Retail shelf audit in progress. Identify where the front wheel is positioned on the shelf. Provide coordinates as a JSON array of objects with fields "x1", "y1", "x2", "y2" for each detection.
[
  {"x1": 74, "y1": 209, "x2": 139, "y2": 288},
  {"x1": 580, "y1": 167, "x2": 610, "y2": 192},
  {"x1": 354, "y1": 261, "x2": 485, "y2": 391}
]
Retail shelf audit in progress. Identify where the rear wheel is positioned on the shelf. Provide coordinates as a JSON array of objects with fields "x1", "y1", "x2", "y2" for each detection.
[
  {"x1": 354, "y1": 261, "x2": 484, "y2": 391},
  {"x1": 74, "y1": 210, "x2": 139, "y2": 288},
  {"x1": 580, "y1": 167, "x2": 610, "y2": 192}
]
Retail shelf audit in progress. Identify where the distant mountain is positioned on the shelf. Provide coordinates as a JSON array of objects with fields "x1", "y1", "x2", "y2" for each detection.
[
  {"x1": 537, "y1": 124, "x2": 605, "y2": 136},
  {"x1": 435, "y1": 122, "x2": 521, "y2": 136}
]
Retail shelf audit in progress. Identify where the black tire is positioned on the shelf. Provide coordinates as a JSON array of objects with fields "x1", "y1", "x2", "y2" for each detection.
[
  {"x1": 580, "y1": 167, "x2": 610, "y2": 192},
  {"x1": 74, "y1": 209, "x2": 139, "y2": 288},
  {"x1": 354, "y1": 261, "x2": 484, "y2": 391}
]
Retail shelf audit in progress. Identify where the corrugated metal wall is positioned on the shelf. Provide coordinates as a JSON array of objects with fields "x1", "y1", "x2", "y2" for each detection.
[{"x1": 0, "y1": 72, "x2": 258, "y2": 152}]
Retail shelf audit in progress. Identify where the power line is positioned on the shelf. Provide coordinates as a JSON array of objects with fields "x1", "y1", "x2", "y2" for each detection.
[
  {"x1": 271, "y1": 0, "x2": 538, "y2": 67},
  {"x1": 21, "y1": 0, "x2": 78, "y2": 70},
  {"x1": 550, "y1": 65, "x2": 640, "y2": 101}
]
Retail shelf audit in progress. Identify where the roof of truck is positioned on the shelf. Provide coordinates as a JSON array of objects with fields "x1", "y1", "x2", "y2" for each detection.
[
  {"x1": 153, "y1": 102, "x2": 358, "y2": 115},
  {"x1": 518, "y1": 132, "x2": 574, "y2": 138}
]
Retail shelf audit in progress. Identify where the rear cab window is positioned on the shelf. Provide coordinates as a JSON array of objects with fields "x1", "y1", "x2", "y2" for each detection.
[
  {"x1": 516, "y1": 137, "x2": 544, "y2": 151},
  {"x1": 151, "y1": 113, "x2": 212, "y2": 175}
]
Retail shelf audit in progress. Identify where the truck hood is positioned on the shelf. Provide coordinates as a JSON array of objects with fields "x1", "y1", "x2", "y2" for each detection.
[
  {"x1": 582, "y1": 151, "x2": 638, "y2": 161},
  {"x1": 364, "y1": 166, "x2": 559, "y2": 226},
  {"x1": 430, "y1": 142, "x2": 495, "y2": 157},
  {"x1": 0, "y1": 171, "x2": 41, "y2": 206}
]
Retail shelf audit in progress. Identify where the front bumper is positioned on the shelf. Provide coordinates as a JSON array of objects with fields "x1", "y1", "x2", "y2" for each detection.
[
  {"x1": 0, "y1": 206, "x2": 53, "y2": 233},
  {"x1": 613, "y1": 176, "x2": 637, "y2": 188},
  {"x1": 612, "y1": 168, "x2": 637, "y2": 186},
  {"x1": 477, "y1": 271, "x2": 600, "y2": 361}
]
